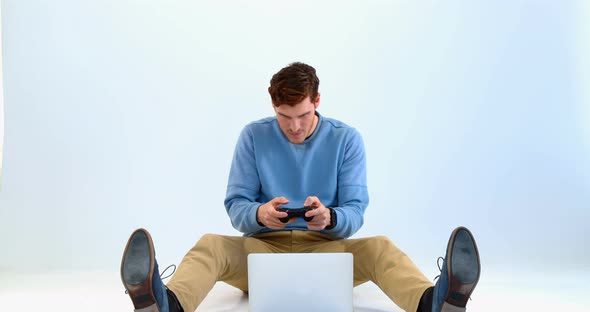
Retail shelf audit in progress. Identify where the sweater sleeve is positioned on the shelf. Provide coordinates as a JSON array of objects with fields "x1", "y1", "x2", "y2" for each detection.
[
  {"x1": 323, "y1": 129, "x2": 369, "y2": 238},
  {"x1": 224, "y1": 127, "x2": 266, "y2": 234}
]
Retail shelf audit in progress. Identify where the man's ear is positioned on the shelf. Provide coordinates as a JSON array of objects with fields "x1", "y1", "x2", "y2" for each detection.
[{"x1": 314, "y1": 93, "x2": 321, "y2": 109}]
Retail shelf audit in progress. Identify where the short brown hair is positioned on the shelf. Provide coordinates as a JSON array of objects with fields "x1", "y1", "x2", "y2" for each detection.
[{"x1": 268, "y1": 62, "x2": 320, "y2": 107}]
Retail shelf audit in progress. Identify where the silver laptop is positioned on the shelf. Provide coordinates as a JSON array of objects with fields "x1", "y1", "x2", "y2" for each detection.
[{"x1": 247, "y1": 253, "x2": 354, "y2": 312}]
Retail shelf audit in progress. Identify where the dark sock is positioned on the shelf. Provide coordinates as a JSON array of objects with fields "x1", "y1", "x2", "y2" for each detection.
[
  {"x1": 417, "y1": 286, "x2": 434, "y2": 312},
  {"x1": 166, "y1": 288, "x2": 184, "y2": 312}
]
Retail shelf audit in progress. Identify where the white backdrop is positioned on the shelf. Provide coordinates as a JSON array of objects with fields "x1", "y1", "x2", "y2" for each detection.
[
  {"x1": 0, "y1": 2, "x2": 4, "y2": 187},
  {"x1": 1, "y1": 0, "x2": 589, "y2": 283}
]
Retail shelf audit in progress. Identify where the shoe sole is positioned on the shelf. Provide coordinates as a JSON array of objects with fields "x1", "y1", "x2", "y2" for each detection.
[
  {"x1": 443, "y1": 226, "x2": 480, "y2": 309},
  {"x1": 121, "y1": 228, "x2": 160, "y2": 312}
]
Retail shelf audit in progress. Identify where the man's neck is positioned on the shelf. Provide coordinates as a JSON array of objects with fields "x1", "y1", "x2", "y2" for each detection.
[{"x1": 305, "y1": 112, "x2": 319, "y2": 141}]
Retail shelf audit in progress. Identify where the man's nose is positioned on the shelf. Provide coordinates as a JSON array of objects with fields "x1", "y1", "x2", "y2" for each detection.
[{"x1": 290, "y1": 119, "x2": 301, "y2": 131}]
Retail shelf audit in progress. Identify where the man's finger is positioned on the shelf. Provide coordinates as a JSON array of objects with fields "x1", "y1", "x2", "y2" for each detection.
[
  {"x1": 267, "y1": 219, "x2": 286, "y2": 229},
  {"x1": 305, "y1": 206, "x2": 324, "y2": 217},
  {"x1": 271, "y1": 210, "x2": 289, "y2": 218},
  {"x1": 272, "y1": 196, "x2": 290, "y2": 207},
  {"x1": 304, "y1": 195, "x2": 320, "y2": 207}
]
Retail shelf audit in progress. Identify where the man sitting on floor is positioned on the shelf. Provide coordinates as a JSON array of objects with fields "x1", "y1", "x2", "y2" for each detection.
[{"x1": 120, "y1": 62, "x2": 481, "y2": 312}]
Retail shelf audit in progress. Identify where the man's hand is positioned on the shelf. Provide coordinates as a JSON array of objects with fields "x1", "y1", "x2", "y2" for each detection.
[
  {"x1": 257, "y1": 197, "x2": 295, "y2": 229},
  {"x1": 303, "y1": 196, "x2": 332, "y2": 231}
]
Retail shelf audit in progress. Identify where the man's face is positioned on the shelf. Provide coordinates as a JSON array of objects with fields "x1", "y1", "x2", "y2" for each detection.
[{"x1": 274, "y1": 95, "x2": 320, "y2": 144}]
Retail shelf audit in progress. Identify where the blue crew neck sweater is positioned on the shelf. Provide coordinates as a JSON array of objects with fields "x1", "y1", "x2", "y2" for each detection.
[{"x1": 224, "y1": 112, "x2": 369, "y2": 239}]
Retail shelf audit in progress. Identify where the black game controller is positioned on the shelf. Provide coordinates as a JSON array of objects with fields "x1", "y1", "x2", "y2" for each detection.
[{"x1": 277, "y1": 206, "x2": 315, "y2": 223}]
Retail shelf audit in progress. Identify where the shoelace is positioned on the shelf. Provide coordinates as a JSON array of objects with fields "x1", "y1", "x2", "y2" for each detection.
[
  {"x1": 433, "y1": 256, "x2": 444, "y2": 282},
  {"x1": 124, "y1": 264, "x2": 177, "y2": 294},
  {"x1": 432, "y1": 256, "x2": 472, "y2": 301}
]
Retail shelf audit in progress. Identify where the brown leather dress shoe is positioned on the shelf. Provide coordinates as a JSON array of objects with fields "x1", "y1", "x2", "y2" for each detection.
[
  {"x1": 432, "y1": 226, "x2": 481, "y2": 312},
  {"x1": 121, "y1": 228, "x2": 160, "y2": 312}
]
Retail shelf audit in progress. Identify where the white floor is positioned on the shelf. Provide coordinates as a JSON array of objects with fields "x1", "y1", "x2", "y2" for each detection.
[{"x1": 0, "y1": 270, "x2": 586, "y2": 311}]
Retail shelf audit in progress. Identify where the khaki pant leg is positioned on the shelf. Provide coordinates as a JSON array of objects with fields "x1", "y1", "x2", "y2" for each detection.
[
  {"x1": 295, "y1": 232, "x2": 433, "y2": 312},
  {"x1": 166, "y1": 232, "x2": 291, "y2": 312}
]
